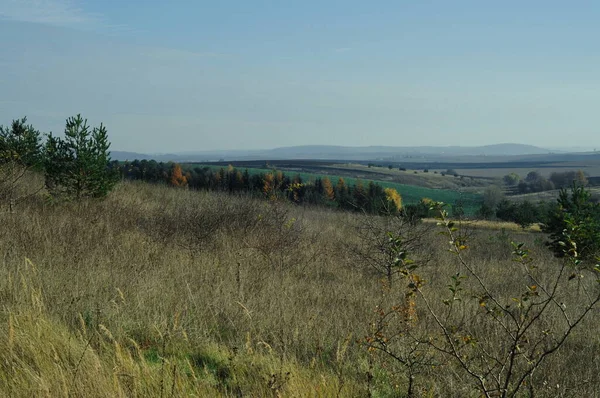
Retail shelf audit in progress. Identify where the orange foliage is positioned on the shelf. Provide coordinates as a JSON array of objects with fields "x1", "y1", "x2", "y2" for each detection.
[
  {"x1": 322, "y1": 177, "x2": 335, "y2": 201},
  {"x1": 169, "y1": 163, "x2": 188, "y2": 187},
  {"x1": 263, "y1": 173, "x2": 275, "y2": 198}
]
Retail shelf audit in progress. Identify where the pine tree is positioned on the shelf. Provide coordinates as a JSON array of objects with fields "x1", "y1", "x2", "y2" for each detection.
[
  {"x1": 0, "y1": 117, "x2": 43, "y2": 167},
  {"x1": 542, "y1": 184, "x2": 600, "y2": 261},
  {"x1": 44, "y1": 114, "x2": 117, "y2": 199}
]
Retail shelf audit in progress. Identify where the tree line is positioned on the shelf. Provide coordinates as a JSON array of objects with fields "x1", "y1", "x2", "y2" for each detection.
[
  {"x1": 110, "y1": 160, "x2": 405, "y2": 216},
  {"x1": 503, "y1": 170, "x2": 589, "y2": 194},
  {"x1": 3, "y1": 114, "x2": 599, "y2": 258}
]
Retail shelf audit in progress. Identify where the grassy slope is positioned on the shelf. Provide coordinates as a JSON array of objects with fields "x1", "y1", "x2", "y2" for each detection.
[{"x1": 1, "y1": 176, "x2": 599, "y2": 396}]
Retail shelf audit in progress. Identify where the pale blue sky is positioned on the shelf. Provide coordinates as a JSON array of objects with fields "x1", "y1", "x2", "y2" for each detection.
[{"x1": 1, "y1": 1, "x2": 599, "y2": 152}]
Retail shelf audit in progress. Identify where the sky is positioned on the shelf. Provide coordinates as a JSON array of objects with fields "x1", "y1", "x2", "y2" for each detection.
[{"x1": 1, "y1": 0, "x2": 599, "y2": 153}]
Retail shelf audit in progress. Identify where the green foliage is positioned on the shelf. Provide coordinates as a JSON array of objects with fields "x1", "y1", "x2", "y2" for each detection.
[
  {"x1": 482, "y1": 185, "x2": 505, "y2": 210},
  {"x1": 0, "y1": 117, "x2": 43, "y2": 167},
  {"x1": 115, "y1": 162, "x2": 483, "y2": 216},
  {"x1": 513, "y1": 200, "x2": 539, "y2": 229},
  {"x1": 517, "y1": 172, "x2": 555, "y2": 193},
  {"x1": 495, "y1": 200, "x2": 542, "y2": 229},
  {"x1": 476, "y1": 203, "x2": 495, "y2": 219},
  {"x1": 451, "y1": 198, "x2": 465, "y2": 218},
  {"x1": 44, "y1": 114, "x2": 117, "y2": 199},
  {"x1": 549, "y1": 170, "x2": 588, "y2": 188},
  {"x1": 365, "y1": 202, "x2": 600, "y2": 396},
  {"x1": 502, "y1": 172, "x2": 520, "y2": 186},
  {"x1": 542, "y1": 184, "x2": 600, "y2": 261}
]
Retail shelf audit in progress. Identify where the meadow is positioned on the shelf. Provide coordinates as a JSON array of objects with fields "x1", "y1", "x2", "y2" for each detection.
[{"x1": 1, "y1": 173, "x2": 600, "y2": 397}]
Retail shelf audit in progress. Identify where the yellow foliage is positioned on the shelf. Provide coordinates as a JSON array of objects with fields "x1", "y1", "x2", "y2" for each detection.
[
  {"x1": 263, "y1": 173, "x2": 275, "y2": 198},
  {"x1": 384, "y1": 187, "x2": 402, "y2": 211}
]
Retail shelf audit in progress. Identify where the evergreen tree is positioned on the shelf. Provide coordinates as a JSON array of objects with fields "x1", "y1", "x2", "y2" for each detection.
[
  {"x1": 0, "y1": 117, "x2": 43, "y2": 167},
  {"x1": 542, "y1": 184, "x2": 600, "y2": 261},
  {"x1": 44, "y1": 114, "x2": 116, "y2": 199}
]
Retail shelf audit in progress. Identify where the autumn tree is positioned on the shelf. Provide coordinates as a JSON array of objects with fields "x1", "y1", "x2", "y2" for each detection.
[
  {"x1": 384, "y1": 188, "x2": 403, "y2": 213},
  {"x1": 169, "y1": 163, "x2": 188, "y2": 187},
  {"x1": 322, "y1": 177, "x2": 335, "y2": 201},
  {"x1": 263, "y1": 172, "x2": 276, "y2": 199}
]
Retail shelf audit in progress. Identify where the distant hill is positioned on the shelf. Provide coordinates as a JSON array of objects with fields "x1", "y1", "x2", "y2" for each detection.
[
  {"x1": 111, "y1": 151, "x2": 182, "y2": 162},
  {"x1": 267, "y1": 143, "x2": 553, "y2": 158},
  {"x1": 111, "y1": 143, "x2": 577, "y2": 163},
  {"x1": 112, "y1": 144, "x2": 552, "y2": 162}
]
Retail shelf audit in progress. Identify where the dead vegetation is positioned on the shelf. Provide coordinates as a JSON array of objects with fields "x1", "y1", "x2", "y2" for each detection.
[{"x1": 1, "y1": 176, "x2": 599, "y2": 396}]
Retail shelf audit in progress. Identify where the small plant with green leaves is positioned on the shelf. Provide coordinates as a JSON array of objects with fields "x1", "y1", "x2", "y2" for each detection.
[
  {"x1": 421, "y1": 203, "x2": 600, "y2": 396},
  {"x1": 360, "y1": 230, "x2": 436, "y2": 398},
  {"x1": 361, "y1": 200, "x2": 600, "y2": 396},
  {"x1": 543, "y1": 184, "x2": 600, "y2": 262},
  {"x1": 352, "y1": 215, "x2": 432, "y2": 288}
]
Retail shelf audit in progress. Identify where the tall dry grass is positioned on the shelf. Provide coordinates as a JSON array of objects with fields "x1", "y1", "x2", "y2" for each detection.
[{"x1": 1, "y1": 177, "x2": 599, "y2": 396}]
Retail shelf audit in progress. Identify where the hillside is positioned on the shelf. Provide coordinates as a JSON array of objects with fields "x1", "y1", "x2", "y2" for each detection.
[
  {"x1": 111, "y1": 143, "x2": 564, "y2": 162},
  {"x1": 1, "y1": 176, "x2": 600, "y2": 396}
]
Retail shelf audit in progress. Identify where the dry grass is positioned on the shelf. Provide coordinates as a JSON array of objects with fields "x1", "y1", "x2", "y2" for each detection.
[
  {"x1": 1, "y1": 177, "x2": 599, "y2": 396},
  {"x1": 422, "y1": 218, "x2": 543, "y2": 233}
]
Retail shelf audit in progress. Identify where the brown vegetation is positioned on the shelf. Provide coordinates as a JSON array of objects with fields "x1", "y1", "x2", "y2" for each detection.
[{"x1": 1, "y1": 176, "x2": 599, "y2": 396}]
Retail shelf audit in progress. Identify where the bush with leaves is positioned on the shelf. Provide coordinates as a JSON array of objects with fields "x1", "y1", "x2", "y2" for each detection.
[
  {"x1": 44, "y1": 114, "x2": 117, "y2": 199},
  {"x1": 360, "y1": 201, "x2": 600, "y2": 396},
  {"x1": 542, "y1": 184, "x2": 600, "y2": 262}
]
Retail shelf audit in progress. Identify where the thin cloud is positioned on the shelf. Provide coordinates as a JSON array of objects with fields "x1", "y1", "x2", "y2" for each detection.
[
  {"x1": 0, "y1": 0, "x2": 102, "y2": 28},
  {"x1": 334, "y1": 47, "x2": 352, "y2": 53}
]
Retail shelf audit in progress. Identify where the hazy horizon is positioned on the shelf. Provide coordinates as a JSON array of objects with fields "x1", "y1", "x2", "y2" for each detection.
[{"x1": 2, "y1": 1, "x2": 600, "y2": 153}]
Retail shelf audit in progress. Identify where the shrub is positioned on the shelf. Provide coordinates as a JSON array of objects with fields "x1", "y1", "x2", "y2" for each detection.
[
  {"x1": 542, "y1": 184, "x2": 600, "y2": 262},
  {"x1": 364, "y1": 202, "x2": 600, "y2": 396}
]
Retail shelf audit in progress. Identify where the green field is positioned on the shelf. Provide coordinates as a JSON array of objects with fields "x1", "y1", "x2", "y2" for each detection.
[{"x1": 191, "y1": 163, "x2": 483, "y2": 214}]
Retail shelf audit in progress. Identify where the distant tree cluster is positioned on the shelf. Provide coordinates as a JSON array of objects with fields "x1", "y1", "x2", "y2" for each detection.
[
  {"x1": 475, "y1": 180, "x2": 600, "y2": 234},
  {"x1": 549, "y1": 170, "x2": 588, "y2": 188},
  {"x1": 110, "y1": 160, "x2": 405, "y2": 216},
  {"x1": 503, "y1": 170, "x2": 589, "y2": 194}
]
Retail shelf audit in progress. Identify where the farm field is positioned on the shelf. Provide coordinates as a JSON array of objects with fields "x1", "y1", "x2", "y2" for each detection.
[
  {"x1": 509, "y1": 186, "x2": 600, "y2": 203},
  {"x1": 449, "y1": 164, "x2": 600, "y2": 179}
]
